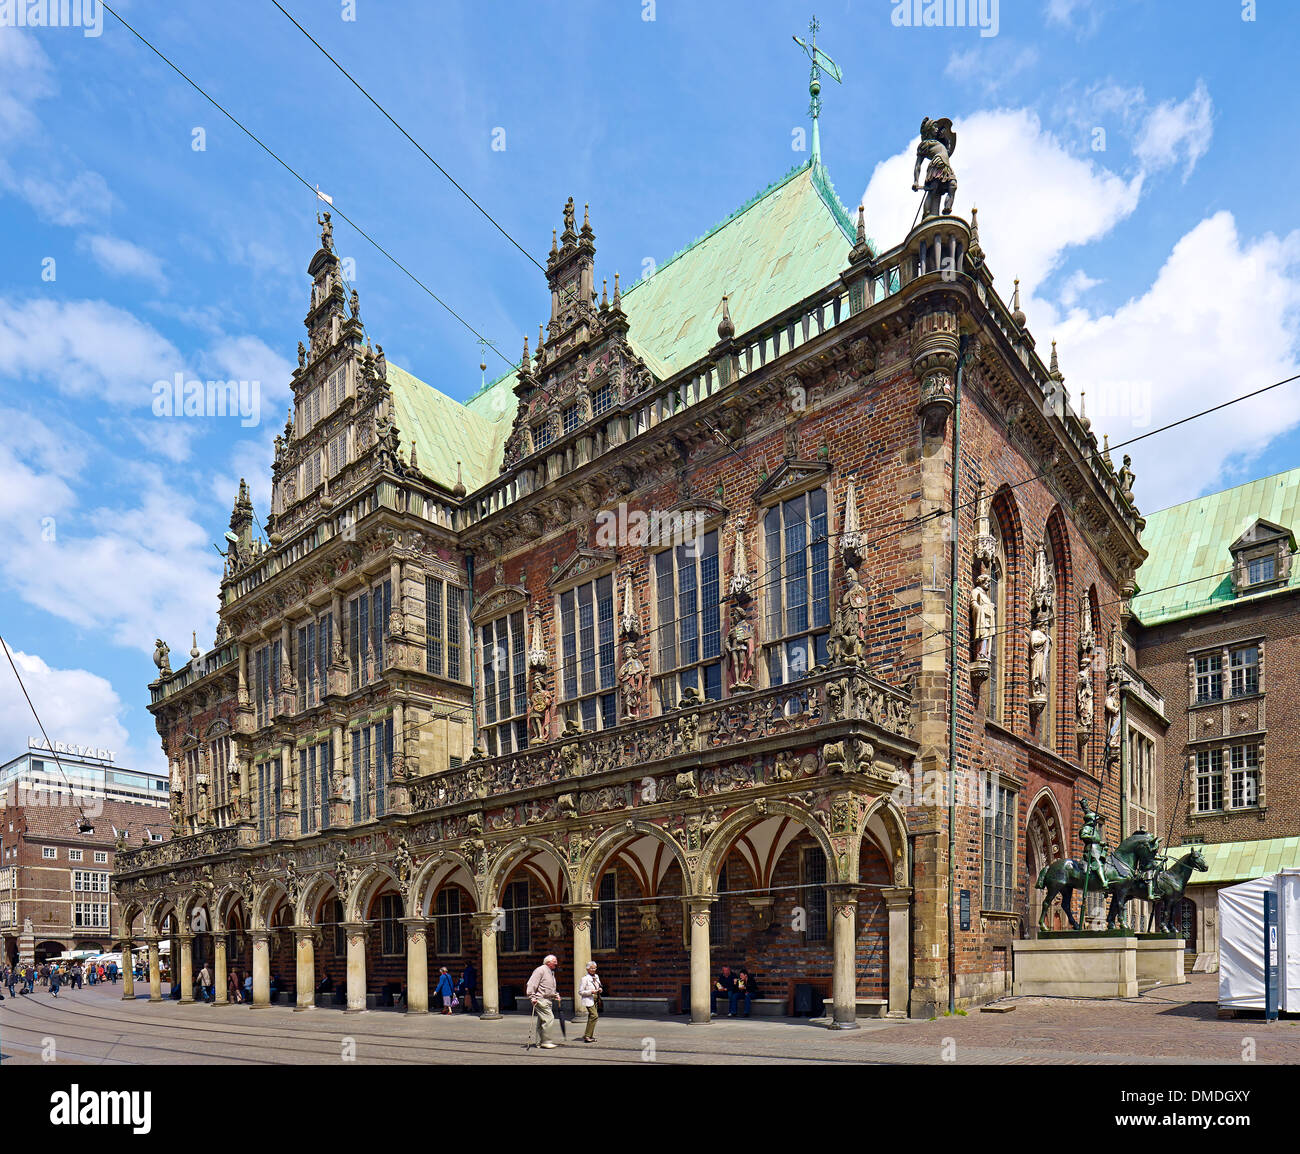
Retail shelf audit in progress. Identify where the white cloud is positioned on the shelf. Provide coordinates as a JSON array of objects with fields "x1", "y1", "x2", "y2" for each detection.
[
  {"x1": 1134, "y1": 80, "x2": 1213, "y2": 181},
  {"x1": 862, "y1": 108, "x2": 1300, "y2": 511},
  {"x1": 945, "y1": 44, "x2": 1038, "y2": 97},
  {"x1": 1052, "y1": 214, "x2": 1300, "y2": 511},
  {"x1": 0, "y1": 29, "x2": 53, "y2": 142},
  {"x1": 862, "y1": 108, "x2": 1144, "y2": 296},
  {"x1": 0, "y1": 412, "x2": 222, "y2": 662},
  {"x1": 1046, "y1": 0, "x2": 1107, "y2": 35},
  {"x1": 1059, "y1": 269, "x2": 1102, "y2": 307},
  {"x1": 0, "y1": 296, "x2": 181, "y2": 408},
  {"x1": 80, "y1": 234, "x2": 167, "y2": 286},
  {"x1": 0, "y1": 649, "x2": 136, "y2": 770}
]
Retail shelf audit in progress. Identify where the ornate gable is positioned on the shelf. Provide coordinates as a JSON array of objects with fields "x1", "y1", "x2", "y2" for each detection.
[
  {"x1": 548, "y1": 547, "x2": 618, "y2": 591},
  {"x1": 470, "y1": 582, "x2": 528, "y2": 623},
  {"x1": 752, "y1": 458, "x2": 832, "y2": 506}
]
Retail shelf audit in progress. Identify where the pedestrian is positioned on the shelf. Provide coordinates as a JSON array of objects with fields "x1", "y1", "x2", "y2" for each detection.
[
  {"x1": 50, "y1": 966, "x2": 61, "y2": 997},
  {"x1": 199, "y1": 963, "x2": 213, "y2": 1003},
  {"x1": 229, "y1": 969, "x2": 242, "y2": 1004},
  {"x1": 525, "y1": 953, "x2": 562, "y2": 1049},
  {"x1": 4, "y1": 965, "x2": 14, "y2": 997},
  {"x1": 579, "y1": 961, "x2": 603, "y2": 1044},
  {"x1": 459, "y1": 960, "x2": 478, "y2": 1013},
  {"x1": 434, "y1": 966, "x2": 455, "y2": 1014},
  {"x1": 243, "y1": 973, "x2": 253, "y2": 1005}
]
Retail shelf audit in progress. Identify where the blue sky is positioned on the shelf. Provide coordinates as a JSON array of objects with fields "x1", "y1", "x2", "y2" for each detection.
[{"x1": 1, "y1": 0, "x2": 1297, "y2": 773}]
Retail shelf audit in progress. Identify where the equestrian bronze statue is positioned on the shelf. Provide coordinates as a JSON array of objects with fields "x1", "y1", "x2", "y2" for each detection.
[
  {"x1": 1105, "y1": 845, "x2": 1209, "y2": 933},
  {"x1": 1034, "y1": 801, "x2": 1163, "y2": 930}
]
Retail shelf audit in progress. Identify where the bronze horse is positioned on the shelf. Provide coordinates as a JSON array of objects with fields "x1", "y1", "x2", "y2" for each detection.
[
  {"x1": 1034, "y1": 831, "x2": 1161, "y2": 931},
  {"x1": 1105, "y1": 846, "x2": 1209, "y2": 934}
]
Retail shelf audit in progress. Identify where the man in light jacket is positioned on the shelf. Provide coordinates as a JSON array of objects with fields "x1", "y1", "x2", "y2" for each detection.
[
  {"x1": 579, "y1": 961, "x2": 602, "y2": 1044},
  {"x1": 525, "y1": 954, "x2": 561, "y2": 1049}
]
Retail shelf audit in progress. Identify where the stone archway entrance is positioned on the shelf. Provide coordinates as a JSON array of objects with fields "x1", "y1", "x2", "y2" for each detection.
[{"x1": 1024, "y1": 793, "x2": 1065, "y2": 937}]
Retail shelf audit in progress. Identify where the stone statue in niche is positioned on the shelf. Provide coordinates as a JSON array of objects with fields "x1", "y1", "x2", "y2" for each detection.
[
  {"x1": 828, "y1": 569, "x2": 870, "y2": 667},
  {"x1": 969, "y1": 572, "x2": 995, "y2": 664},
  {"x1": 1029, "y1": 625, "x2": 1052, "y2": 702},
  {"x1": 725, "y1": 603, "x2": 755, "y2": 691},
  {"x1": 618, "y1": 642, "x2": 648, "y2": 718},
  {"x1": 528, "y1": 673, "x2": 553, "y2": 742},
  {"x1": 1076, "y1": 665, "x2": 1094, "y2": 730}
]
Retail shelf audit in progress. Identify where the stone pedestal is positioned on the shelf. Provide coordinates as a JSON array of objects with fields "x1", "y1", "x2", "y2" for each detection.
[
  {"x1": 1012, "y1": 935, "x2": 1139, "y2": 998},
  {"x1": 1136, "y1": 936, "x2": 1186, "y2": 987}
]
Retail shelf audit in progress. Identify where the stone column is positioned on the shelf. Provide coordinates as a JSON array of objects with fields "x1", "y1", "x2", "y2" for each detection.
[
  {"x1": 147, "y1": 939, "x2": 162, "y2": 1003},
  {"x1": 687, "y1": 897, "x2": 714, "y2": 1024},
  {"x1": 470, "y1": 912, "x2": 502, "y2": 1020},
  {"x1": 881, "y1": 886, "x2": 913, "y2": 1018},
  {"x1": 828, "y1": 885, "x2": 860, "y2": 1030},
  {"x1": 342, "y1": 922, "x2": 368, "y2": 1013},
  {"x1": 568, "y1": 902, "x2": 597, "y2": 1018},
  {"x1": 402, "y1": 918, "x2": 429, "y2": 1013},
  {"x1": 250, "y1": 929, "x2": 271, "y2": 1008},
  {"x1": 119, "y1": 940, "x2": 135, "y2": 1000},
  {"x1": 178, "y1": 932, "x2": 195, "y2": 1004},
  {"x1": 292, "y1": 927, "x2": 316, "y2": 1012},
  {"x1": 213, "y1": 932, "x2": 228, "y2": 1005}
]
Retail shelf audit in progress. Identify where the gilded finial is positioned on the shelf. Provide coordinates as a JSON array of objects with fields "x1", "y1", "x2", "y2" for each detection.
[{"x1": 452, "y1": 460, "x2": 467, "y2": 498}]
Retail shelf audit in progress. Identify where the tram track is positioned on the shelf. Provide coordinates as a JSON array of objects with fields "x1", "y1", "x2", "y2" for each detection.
[{"x1": 0, "y1": 990, "x2": 856, "y2": 1064}]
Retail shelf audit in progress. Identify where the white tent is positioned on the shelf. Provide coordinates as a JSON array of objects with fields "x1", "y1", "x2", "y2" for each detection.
[{"x1": 1218, "y1": 869, "x2": 1300, "y2": 1011}]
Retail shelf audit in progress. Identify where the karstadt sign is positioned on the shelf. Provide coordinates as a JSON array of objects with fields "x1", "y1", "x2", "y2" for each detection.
[{"x1": 28, "y1": 737, "x2": 116, "y2": 763}]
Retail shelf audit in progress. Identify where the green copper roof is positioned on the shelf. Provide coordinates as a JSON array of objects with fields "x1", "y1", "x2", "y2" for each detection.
[
  {"x1": 415, "y1": 160, "x2": 860, "y2": 482},
  {"x1": 387, "y1": 362, "x2": 508, "y2": 493},
  {"x1": 1187, "y1": 836, "x2": 1300, "y2": 887},
  {"x1": 1130, "y1": 466, "x2": 1300, "y2": 625}
]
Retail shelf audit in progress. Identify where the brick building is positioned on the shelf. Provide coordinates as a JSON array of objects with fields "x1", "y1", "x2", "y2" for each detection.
[
  {"x1": 1132, "y1": 466, "x2": 1300, "y2": 957},
  {"x1": 114, "y1": 122, "x2": 1144, "y2": 1019},
  {"x1": 1, "y1": 744, "x2": 168, "y2": 964}
]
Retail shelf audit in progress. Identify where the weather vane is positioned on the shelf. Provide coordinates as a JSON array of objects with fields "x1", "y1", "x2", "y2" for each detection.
[{"x1": 792, "y1": 16, "x2": 842, "y2": 164}]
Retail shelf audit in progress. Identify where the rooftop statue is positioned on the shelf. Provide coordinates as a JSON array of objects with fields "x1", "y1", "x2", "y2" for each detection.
[{"x1": 912, "y1": 117, "x2": 958, "y2": 218}]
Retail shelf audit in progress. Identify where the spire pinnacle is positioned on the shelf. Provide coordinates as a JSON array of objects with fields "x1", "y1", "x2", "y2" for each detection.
[
  {"x1": 793, "y1": 15, "x2": 842, "y2": 166},
  {"x1": 452, "y1": 460, "x2": 466, "y2": 499},
  {"x1": 1049, "y1": 340, "x2": 1063, "y2": 383},
  {"x1": 1011, "y1": 277, "x2": 1026, "y2": 327}
]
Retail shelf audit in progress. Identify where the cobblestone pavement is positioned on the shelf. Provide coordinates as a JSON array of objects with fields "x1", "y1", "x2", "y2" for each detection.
[{"x1": 0, "y1": 974, "x2": 1294, "y2": 1065}]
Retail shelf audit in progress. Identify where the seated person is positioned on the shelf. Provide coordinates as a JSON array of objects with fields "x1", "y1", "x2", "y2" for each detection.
[
  {"x1": 710, "y1": 965, "x2": 738, "y2": 1016},
  {"x1": 735, "y1": 967, "x2": 759, "y2": 1016},
  {"x1": 317, "y1": 973, "x2": 335, "y2": 993}
]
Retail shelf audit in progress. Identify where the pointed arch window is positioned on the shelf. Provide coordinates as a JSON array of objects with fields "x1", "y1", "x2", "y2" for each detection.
[{"x1": 986, "y1": 518, "x2": 1006, "y2": 724}]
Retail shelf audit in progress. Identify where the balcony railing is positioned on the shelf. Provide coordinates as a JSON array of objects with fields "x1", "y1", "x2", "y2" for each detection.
[
  {"x1": 115, "y1": 825, "x2": 247, "y2": 875},
  {"x1": 411, "y1": 666, "x2": 914, "y2": 812}
]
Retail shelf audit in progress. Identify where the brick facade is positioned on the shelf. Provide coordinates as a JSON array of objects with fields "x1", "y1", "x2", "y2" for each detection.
[{"x1": 114, "y1": 159, "x2": 1143, "y2": 1018}]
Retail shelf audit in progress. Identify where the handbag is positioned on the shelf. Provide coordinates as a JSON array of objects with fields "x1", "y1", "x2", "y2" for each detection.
[
  {"x1": 450, "y1": 994, "x2": 459, "y2": 1007},
  {"x1": 594, "y1": 991, "x2": 604, "y2": 1012}
]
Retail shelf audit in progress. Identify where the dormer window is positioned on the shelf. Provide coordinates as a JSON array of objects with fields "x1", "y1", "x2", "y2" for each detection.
[
  {"x1": 1229, "y1": 517, "x2": 1294, "y2": 596},
  {"x1": 591, "y1": 380, "x2": 614, "y2": 417},
  {"x1": 533, "y1": 423, "x2": 554, "y2": 452},
  {"x1": 562, "y1": 403, "x2": 581, "y2": 435}
]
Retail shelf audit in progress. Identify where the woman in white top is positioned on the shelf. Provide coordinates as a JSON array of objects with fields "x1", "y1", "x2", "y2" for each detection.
[{"x1": 579, "y1": 961, "x2": 603, "y2": 1043}]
